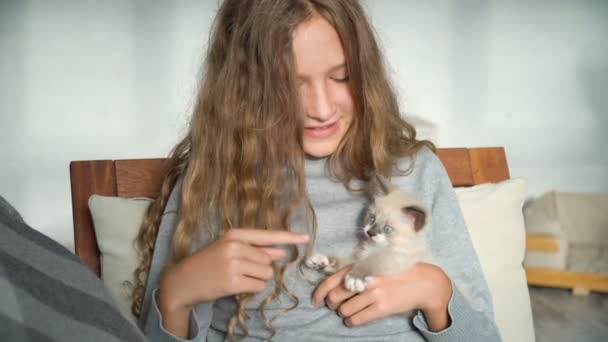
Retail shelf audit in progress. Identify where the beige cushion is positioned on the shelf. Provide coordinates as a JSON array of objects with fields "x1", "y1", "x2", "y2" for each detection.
[
  {"x1": 549, "y1": 192, "x2": 608, "y2": 245},
  {"x1": 522, "y1": 192, "x2": 569, "y2": 270},
  {"x1": 455, "y1": 178, "x2": 535, "y2": 342},
  {"x1": 88, "y1": 194, "x2": 153, "y2": 322},
  {"x1": 523, "y1": 191, "x2": 565, "y2": 236},
  {"x1": 568, "y1": 243, "x2": 608, "y2": 274},
  {"x1": 523, "y1": 191, "x2": 608, "y2": 273}
]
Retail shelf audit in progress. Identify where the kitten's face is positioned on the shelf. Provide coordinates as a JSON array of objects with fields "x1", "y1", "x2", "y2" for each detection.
[{"x1": 362, "y1": 191, "x2": 427, "y2": 245}]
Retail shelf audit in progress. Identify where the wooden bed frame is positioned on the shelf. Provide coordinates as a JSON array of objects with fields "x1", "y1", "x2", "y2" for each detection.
[{"x1": 69, "y1": 147, "x2": 607, "y2": 293}]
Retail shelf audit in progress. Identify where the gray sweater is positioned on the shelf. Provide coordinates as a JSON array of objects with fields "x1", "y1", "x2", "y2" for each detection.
[{"x1": 139, "y1": 148, "x2": 502, "y2": 341}]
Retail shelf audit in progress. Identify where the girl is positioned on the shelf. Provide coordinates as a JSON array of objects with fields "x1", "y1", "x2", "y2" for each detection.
[{"x1": 132, "y1": 1, "x2": 501, "y2": 341}]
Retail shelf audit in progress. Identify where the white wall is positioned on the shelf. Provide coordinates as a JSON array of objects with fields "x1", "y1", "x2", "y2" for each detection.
[
  {"x1": 365, "y1": 0, "x2": 608, "y2": 197},
  {"x1": 1, "y1": 0, "x2": 606, "y2": 249}
]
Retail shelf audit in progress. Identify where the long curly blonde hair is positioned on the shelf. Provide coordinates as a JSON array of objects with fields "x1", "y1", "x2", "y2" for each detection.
[{"x1": 131, "y1": 0, "x2": 433, "y2": 340}]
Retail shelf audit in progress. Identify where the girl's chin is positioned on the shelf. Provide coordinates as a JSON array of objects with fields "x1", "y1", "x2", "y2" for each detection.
[{"x1": 303, "y1": 141, "x2": 339, "y2": 158}]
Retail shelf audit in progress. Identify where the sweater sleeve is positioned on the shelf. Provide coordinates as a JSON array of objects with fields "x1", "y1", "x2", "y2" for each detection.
[
  {"x1": 141, "y1": 289, "x2": 213, "y2": 342},
  {"x1": 138, "y1": 178, "x2": 215, "y2": 342},
  {"x1": 410, "y1": 149, "x2": 502, "y2": 342}
]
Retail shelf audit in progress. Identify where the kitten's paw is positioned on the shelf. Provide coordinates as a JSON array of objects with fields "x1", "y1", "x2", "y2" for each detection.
[
  {"x1": 305, "y1": 254, "x2": 331, "y2": 271},
  {"x1": 344, "y1": 274, "x2": 374, "y2": 292}
]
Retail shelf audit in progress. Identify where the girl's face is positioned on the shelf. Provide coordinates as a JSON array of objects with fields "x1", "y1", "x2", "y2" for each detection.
[{"x1": 293, "y1": 16, "x2": 355, "y2": 158}]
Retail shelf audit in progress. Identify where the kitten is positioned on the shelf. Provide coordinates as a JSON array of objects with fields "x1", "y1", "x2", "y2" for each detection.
[{"x1": 305, "y1": 175, "x2": 430, "y2": 292}]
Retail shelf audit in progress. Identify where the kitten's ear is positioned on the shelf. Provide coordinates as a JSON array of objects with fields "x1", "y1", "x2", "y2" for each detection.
[{"x1": 402, "y1": 206, "x2": 427, "y2": 232}]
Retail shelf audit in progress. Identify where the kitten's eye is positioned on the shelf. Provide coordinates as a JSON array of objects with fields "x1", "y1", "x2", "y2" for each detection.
[
  {"x1": 383, "y1": 226, "x2": 393, "y2": 234},
  {"x1": 369, "y1": 215, "x2": 376, "y2": 225}
]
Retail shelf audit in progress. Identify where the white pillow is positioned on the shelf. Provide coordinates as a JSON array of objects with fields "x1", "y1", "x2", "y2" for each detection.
[
  {"x1": 455, "y1": 178, "x2": 535, "y2": 342},
  {"x1": 88, "y1": 194, "x2": 153, "y2": 322}
]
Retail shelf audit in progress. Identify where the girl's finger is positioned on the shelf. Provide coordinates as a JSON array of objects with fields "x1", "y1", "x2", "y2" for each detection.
[
  {"x1": 312, "y1": 267, "x2": 350, "y2": 306},
  {"x1": 232, "y1": 276, "x2": 267, "y2": 294},
  {"x1": 344, "y1": 304, "x2": 381, "y2": 327},
  {"x1": 325, "y1": 285, "x2": 356, "y2": 310},
  {"x1": 261, "y1": 247, "x2": 287, "y2": 260},
  {"x1": 337, "y1": 291, "x2": 375, "y2": 318},
  {"x1": 232, "y1": 242, "x2": 274, "y2": 264},
  {"x1": 237, "y1": 260, "x2": 274, "y2": 281},
  {"x1": 226, "y1": 228, "x2": 309, "y2": 246}
]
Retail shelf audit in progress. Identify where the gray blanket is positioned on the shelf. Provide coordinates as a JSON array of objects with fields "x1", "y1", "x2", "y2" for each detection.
[{"x1": 0, "y1": 196, "x2": 147, "y2": 342}]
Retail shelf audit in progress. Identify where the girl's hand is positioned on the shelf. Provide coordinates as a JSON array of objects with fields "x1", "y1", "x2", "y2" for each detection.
[
  {"x1": 157, "y1": 228, "x2": 309, "y2": 337},
  {"x1": 312, "y1": 262, "x2": 453, "y2": 332}
]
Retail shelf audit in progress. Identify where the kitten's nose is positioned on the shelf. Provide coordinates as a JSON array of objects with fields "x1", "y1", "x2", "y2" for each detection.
[{"x1": 366, "y1": 230, "x2": 377, "y2": 238}]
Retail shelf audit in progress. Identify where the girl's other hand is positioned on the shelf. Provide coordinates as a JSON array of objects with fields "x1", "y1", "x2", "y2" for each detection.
[
  {"x1": 157, "y1": 228, "x2": 309, "y2": 337},
  {"x1": 312, "y1": 262, "x2": 452, "y2": 332}
]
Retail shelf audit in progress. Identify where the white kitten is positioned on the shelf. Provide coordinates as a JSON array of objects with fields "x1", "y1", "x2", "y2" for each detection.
[{"x1": 305, "y1": 176, "x2": 430, "y2": 292}]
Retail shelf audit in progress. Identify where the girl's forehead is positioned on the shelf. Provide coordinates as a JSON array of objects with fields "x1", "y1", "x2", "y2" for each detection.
[{"x1": 293, "y1": 16, "x2": 346, "y2": 79}]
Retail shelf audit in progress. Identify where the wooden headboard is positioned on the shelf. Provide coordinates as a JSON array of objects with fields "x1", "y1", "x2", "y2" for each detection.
[{"x1": 70, "y1": 147, "x2": 510, "y2": 276}]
